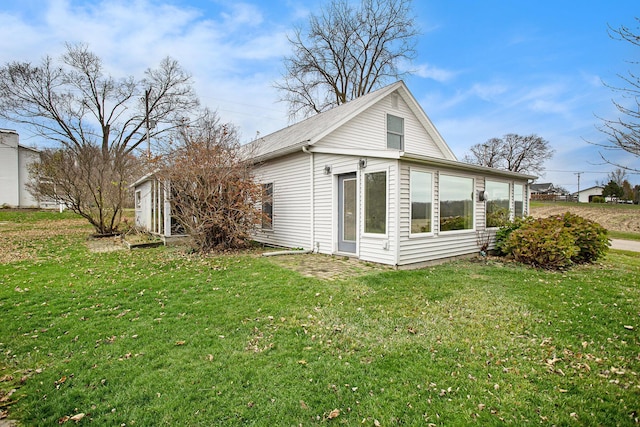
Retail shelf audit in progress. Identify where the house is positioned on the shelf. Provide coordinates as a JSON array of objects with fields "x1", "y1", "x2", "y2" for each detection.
[
  {"x1": 0, "y1": 129, "x2": 41, "y2": 208},
  {"x1": 133, "y1": 81, "x2": 535, "y2": 266},
  {"x1": 573, "y1": 186, "x2": 604, "y2": 203},
  {"x1": 530, "y1": 183, "x2": 556, "y2": 195},
  {"x1": 247, "y1": 81, "x2": 535, "y2": 267}
]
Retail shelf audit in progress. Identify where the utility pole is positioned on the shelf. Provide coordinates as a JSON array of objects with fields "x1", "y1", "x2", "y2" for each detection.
[
  {"x1": 145, "y1": 87, "x2": 151, "y2": 159},
  {"x1": 574, "y1": 172, "x2": 582, "y2": 203}
]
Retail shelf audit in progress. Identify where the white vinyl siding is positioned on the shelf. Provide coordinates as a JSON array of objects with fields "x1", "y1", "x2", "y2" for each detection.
[
  {"x1": 252, "y1": 152, "x2": 312, "y2": 249},
  {"x1": 316, "y1": 94, "x2": 447, "y2": 158}
]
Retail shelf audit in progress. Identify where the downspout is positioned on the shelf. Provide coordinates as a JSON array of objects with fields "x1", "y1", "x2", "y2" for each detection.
[
  {"x1": 302, "y1": 146, "x2": 315, "y2": 252},
  {"x1": 394, "y1": 160, "x2": 401, "y2": 268}
]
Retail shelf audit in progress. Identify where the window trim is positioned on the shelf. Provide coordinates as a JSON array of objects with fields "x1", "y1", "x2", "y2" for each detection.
[
  {"x1": 438, "y1": 173, "x2": 475, "y2": 234},
  {"x1": 409, "y1": 167, "x2": 434, "y2": 237},
  {"x1": 513, "y1": 183, "x2": 526, "y2": 219},
  {"x1": 386, "y1": 113, "x2": 404, "y2": 150},
  {"x1": 261, "y1": 182, "x2": 273, "y2": 230},
  {"x1": 363, "y1": 169, "x2": 389, "y2": 237}
]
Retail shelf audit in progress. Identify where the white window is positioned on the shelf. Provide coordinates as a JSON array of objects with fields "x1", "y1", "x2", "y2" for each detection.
[
  {"x1": 439, "y1": 174, "x2": 474, "y2": 232},
  {"x1": 514, "y1": 184, "x2": 525, "y2": 218},
  {"x1": 485, "y1": 180, "x2": 510, "y2": 227},
  {"x1": 261, "y1": 183, "x2": 273, "y2": 230},
  {"x1": 364, "y1": 171, "x2": 387, "y2": 234},
  {"x1": 410, "y1": 169, "x2": 433, "y2": 234},
  {"x1": 386, "y1": 114, "x2": 404, "y2": 150},
  {"x1": 135, "y1": 190, "x2": 141, "y2": 209}
]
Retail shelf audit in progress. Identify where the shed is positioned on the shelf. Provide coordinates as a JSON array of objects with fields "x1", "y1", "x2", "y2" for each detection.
[{"x1": 573, "y1": 186, "x2": 604, "y2": 203}]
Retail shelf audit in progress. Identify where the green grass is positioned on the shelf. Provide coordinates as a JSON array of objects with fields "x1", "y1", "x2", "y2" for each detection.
[
  {"x1": 1, "y1": 211, "x2": 639, "y2": 426},
  {"x1": 609, "y1": 230, "x2": 640, "y2": 241}
]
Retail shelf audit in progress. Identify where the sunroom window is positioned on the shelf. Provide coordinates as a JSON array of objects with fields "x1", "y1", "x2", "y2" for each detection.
[
  {"x1": 514, "y1": 184, "x2": 525, "y2": 218},
  {"x1": 364, "y1": 171, "x2": 387, "y2": 234},
  {"x1": 410, "y1": 170, "x2": 432, "y2": 234},
  {"x1": 485, "y1": 180, "x2": 510, "y2": 227},
  {"x1": 439, "y1": 174, "x2": 474, "y2": 232}
]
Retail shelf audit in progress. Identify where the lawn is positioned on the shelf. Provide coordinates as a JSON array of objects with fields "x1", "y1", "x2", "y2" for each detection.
[{"x1": 1, "y1": 211, "x2": 639, "y2": 426}]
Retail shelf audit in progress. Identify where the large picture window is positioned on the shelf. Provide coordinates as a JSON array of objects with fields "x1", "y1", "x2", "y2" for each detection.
[
  {"x1": 261, "y1": 183, "x2": 273, "y2": 230},
  {"x1": 514, "y1": 184, "x2": 525, "y2": 218},
  {"x1": 386, "y1": 114, "x2": 404, "y2": 150},
  {"x1": 364, "y1": 171, "x2": 387, "y2": 234},
  {"x1": 410, "y1": 170, "x2": 432, "y2": 234},
  {"x1": 439, "y1": 174, "x2": 474, "y2": 232},
  {"x1": 485, "y1": 180, "x2": 510, "y2": 227}
]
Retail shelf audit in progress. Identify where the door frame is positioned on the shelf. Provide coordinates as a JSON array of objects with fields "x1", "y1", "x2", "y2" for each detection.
[{"x1": 337, "y1": 172, "x2": 358, "y2": 254}]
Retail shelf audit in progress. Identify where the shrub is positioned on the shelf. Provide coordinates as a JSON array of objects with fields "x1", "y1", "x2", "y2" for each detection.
[
  {"x1": 591, "y1": 196, "x2": 605, "y2": 203},
  {"x1": 558, "y1": 212, "x2": 609, "y2": 263},
  {"x1": 500, "y1": 212, "x2": 609, "y2": 270},
  {"x1": 494, "y1": 216, "x2": 530, "y2": 255}
]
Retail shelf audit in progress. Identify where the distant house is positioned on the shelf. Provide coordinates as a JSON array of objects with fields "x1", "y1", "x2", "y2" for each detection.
[
  {"x1": 530, "y1": 183, "x2": 556, "y2": 195},
  {"x1": 133, "y1": 81, "x2": 535, "y2": 267},
  {"x1": 0, "y1": 129, "x2": 41, "y2": 208},
  {"x1": 573, "y1": 186, "x2": 604, "y2": 203}
]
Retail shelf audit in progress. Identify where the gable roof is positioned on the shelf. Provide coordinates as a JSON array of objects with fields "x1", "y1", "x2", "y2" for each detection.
[
  {"x1": 530, "y1": 183, "x2": 555, "y2": 193},
  {"x1": 245, "y1": 81, "x2": 456, "y2": 162}
]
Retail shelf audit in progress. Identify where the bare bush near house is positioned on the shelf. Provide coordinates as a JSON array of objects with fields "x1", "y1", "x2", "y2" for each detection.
[
  {"x1": 156, "y1": 111, "x2": 262, "y2": 252},
  {"x1": 0, "y1": 43, "x2": 198, "y2": 234}
]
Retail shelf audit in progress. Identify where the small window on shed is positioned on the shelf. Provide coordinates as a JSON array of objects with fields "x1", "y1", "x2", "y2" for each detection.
[
  {"x1": 261, "y1": 183, "x2": 273, "y2": 230},
  {"x1": 135, "y1": 190, "x2": 142, "y2": 209},
  {"x1": 386, "y1": 114, "x2": 404, "y2": 150}
]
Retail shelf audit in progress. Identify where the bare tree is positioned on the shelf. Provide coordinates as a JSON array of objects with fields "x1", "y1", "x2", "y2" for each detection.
[
  {"x1": 156, "y1": 110, "x2": 262, "y2": 252},
  {"x1": 463, "y1": 134, "x2": 554, "y2": 175},
  {"x1": 276, "y1": 0, "x2": 418, "y2": 119},
  {"x1": 595, "y1": 18, "x2": 640, "y2": 166},
  {"x1": 0, "y1": 43, "x2": 198, "y2": 234},
  {"x1": 462, "y1": 137, "x2": 506, "y2": 169}
]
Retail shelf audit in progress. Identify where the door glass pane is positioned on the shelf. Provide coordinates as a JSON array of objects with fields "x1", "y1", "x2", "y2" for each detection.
[{"x1": 343, "y1": 179, "x2": 356, "y2": 241}]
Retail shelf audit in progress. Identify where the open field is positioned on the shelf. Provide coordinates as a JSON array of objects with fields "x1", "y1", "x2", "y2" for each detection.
[
  {"x1": 530, "y1": 201, "x2": 640, "y2": 236},
  {"x1": 1, "y1": 210, "x2": 639, "y2": 426}
]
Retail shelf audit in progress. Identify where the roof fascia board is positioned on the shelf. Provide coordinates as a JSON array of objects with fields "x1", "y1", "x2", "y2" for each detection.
[{"x1": 401, "y1": 153, "x2": 537, "y2": 180}]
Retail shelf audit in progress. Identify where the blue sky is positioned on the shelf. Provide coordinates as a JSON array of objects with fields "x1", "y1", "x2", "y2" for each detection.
[{"x1": 0, "y1": 0, "x2": 638, "y2": 190}]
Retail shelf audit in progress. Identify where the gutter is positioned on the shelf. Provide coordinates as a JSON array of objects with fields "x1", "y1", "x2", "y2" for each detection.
[{"x1": 302, "y1": 145, "x2": 315, "y2": 252}]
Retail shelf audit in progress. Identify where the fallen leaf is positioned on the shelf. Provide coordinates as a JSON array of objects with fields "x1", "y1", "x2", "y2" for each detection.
[
  {"x1": 478, "y1": 403, "x2": 486, "y2": 410},
  {"x1": 175, "y1": 341, "x2": 186, "y2": 346},
  {"x1": 300, "y1": 400, "x2": 308, "y2": 410},
  {"x1": 374, "y1": 419, "x2": 381, "y2": 426},
  {"x1": 327, "y1": 408, "x2": 340, "y2": 419},
  {"x1": 624, "y1": 325, "x2": 634, "y2": 330},
  {"x1": 70, "y1": 413, "x2": 85, "y2": 422},
  {"x1": 298, "y1": 360, "x2": 307, "y2": 365},
  {"x1": 58, "y1": 415, "x2": 70, "y2": 424}
]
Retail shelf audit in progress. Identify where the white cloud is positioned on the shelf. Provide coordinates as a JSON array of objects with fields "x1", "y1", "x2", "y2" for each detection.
[
  {"x1": 412, "y1": 62, "x2": 456, "y2": 82},
  {"x1": 0, "y1": 0, "x2": 292, "y2": 142}
]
